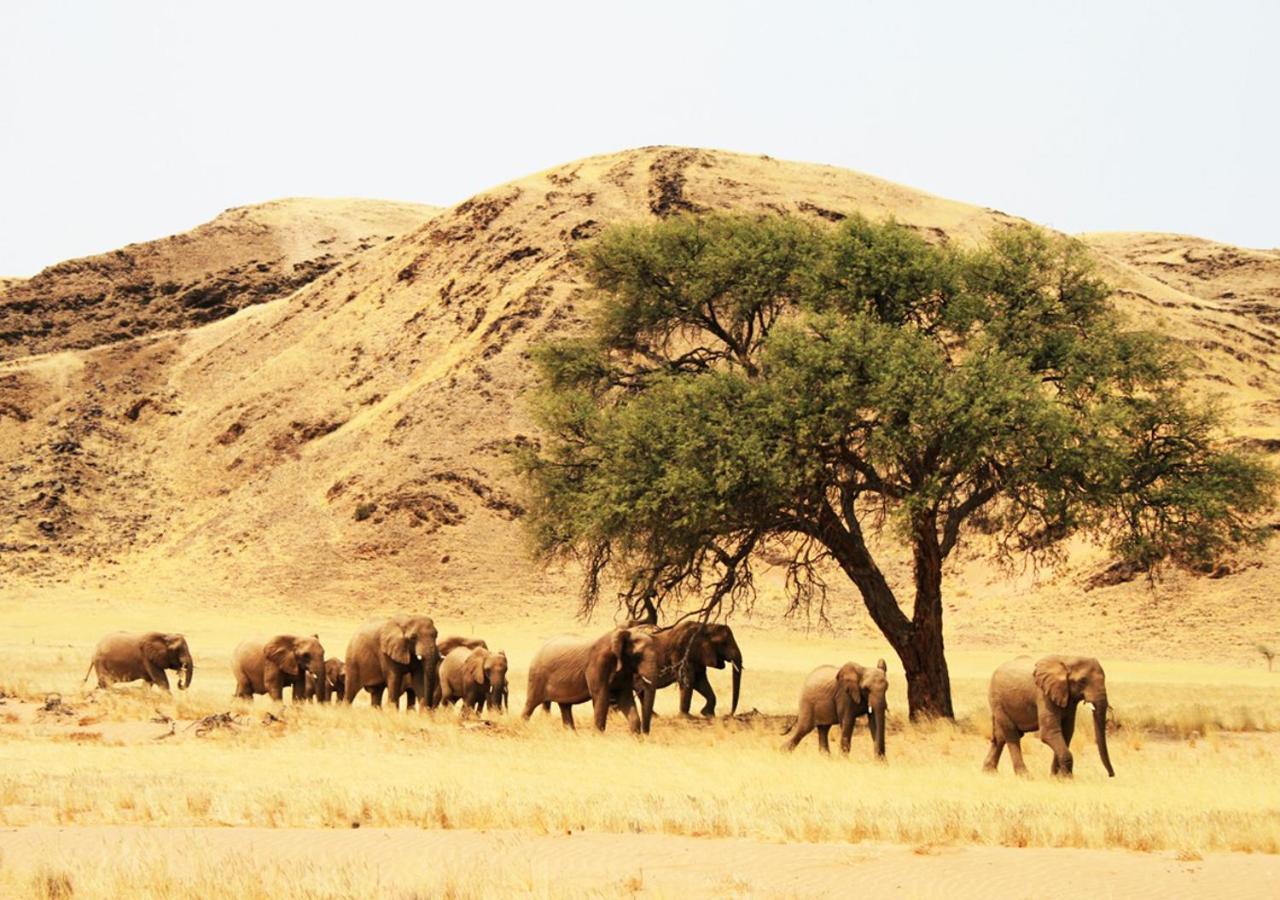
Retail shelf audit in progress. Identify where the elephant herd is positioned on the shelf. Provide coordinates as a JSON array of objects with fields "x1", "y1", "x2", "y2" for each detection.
[{"x1": 82, "y1": 620, "x2": 1114, "y2": 778}]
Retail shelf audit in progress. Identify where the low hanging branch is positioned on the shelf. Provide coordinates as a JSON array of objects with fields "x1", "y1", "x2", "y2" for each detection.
[{"x1": 517, "y1": 212, "x2": 1278, "y2": 718}]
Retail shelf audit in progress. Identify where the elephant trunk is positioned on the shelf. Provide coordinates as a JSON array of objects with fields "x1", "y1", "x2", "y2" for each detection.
[
  {"x1": 640, "y1": 682, "x2": 657, "y2": 735},
  {"x1": 311, "y1": 659, "x2": 327, "y2": 702},
  {"x1": 178, "y1": 654, "x2": 193, "y2": 691},
  {"x1": 422, "y1": 648, "x2": 439, "y2": 710},
  {"x1": 872, "y1": 704, "x2": 887, "y2": 758},
  {"x1": 1093, "y1": 698, "x2": 1114, "y2": 777}
]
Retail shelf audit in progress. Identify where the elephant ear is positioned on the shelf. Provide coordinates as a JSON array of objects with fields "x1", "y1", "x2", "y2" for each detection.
[
  {"x1": 142, "y1": 634, "x2": 169, "y2": 668},
  {"x1": 1034, "y1": 658, "x2": 1070, "y2": 707},
  {"x1": 693, "y1": 633, "x2": 718, "y2": 666},
  {"x1": 611, "y1": 629, "x2": 630, "y2": 673},
  {"x1": 838, "y1": 663, "x2": 864, "y2": 706},
  {"x1": 468, "y1": 650, "x2": 488, "y2": 686},
  {"x1": 380, "y1": 624, "x2": 411, "y2": 665},
  {"x1": 266, "y1": 637, "x2": 300, "y2": 676}
]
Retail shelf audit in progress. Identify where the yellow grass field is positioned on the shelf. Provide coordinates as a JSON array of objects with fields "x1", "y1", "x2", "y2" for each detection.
[{"x1": 3, "y1": 585, "x2": 1278, "y2": 896}]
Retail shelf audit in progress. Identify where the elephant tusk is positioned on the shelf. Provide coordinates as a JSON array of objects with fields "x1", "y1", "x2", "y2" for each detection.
[
  {"x1": 732, "y1": 662, "x2": 743, "y2": 672},
  {"x1": 639, "y1": 675, "x2": 654, "y2": 686}
]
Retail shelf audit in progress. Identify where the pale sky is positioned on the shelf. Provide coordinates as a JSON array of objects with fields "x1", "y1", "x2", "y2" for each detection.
[{"x1": 2, "y1": 1, "x2": 1276, "y2": 276}]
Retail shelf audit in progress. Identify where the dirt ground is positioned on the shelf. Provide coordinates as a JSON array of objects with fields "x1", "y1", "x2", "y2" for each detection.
[{"x1": 1, "y1": 826, "x2": 1276, "y2": 898}]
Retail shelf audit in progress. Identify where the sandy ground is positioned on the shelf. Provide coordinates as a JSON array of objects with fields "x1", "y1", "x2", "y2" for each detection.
[{"x1": 1, "y1": 826, "x2": 1276, "y2": 898}]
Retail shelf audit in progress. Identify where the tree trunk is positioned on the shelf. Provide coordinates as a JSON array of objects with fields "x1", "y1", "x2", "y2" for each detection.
[
  {"x1": 891, "y1": 621, "x2": 954, "y2": 719},
  {"x1": 812, "y1": 502, "x2": 957, "y2": 719},
  {"x1": 899, "y1": 517, "x2": 954, "y2": 719}
]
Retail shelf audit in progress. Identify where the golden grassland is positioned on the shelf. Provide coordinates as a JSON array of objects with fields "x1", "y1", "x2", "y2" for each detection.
[{"x1": 2, "y1": 590, "x2": 1279, "y2": 867}]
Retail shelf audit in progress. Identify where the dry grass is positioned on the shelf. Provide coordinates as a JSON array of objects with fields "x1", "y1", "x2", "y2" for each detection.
[
  {"x1": 2, "y1": 603, "x2": 1278, "y2": 859},
  {"x1": 1, "y1": 851, "x2": 576, "y2": 900}
]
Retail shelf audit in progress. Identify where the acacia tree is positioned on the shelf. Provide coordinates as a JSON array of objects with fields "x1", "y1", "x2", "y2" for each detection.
[{"x1": 518, "y1": 213, "x2": 1275, "y2": 718}]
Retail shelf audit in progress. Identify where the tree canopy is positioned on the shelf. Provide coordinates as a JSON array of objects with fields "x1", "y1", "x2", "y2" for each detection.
[{"x1": 518, "y1": 212, "x2": 1276, "y2": 717}]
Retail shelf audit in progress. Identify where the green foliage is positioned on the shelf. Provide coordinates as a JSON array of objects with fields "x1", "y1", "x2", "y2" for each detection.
[{"x1": 517, "y1": 211, "x2": 1277, "y2": 702}]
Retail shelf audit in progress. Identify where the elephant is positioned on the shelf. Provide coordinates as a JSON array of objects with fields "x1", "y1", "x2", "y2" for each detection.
[
  {"x1": 439, "y1": 646, "x2": 509, "y2": 715},
  {"x1": 305, "y1": 657, "x2": 346, "y2": 703},
  {"x1": 343, "y1": 615, "x2": 439, "y2": 710},
  {"x1": 629, "y1": 620, "x2": 742, "y2": 731},
  {"x1": 83, "y1": 632, "x2": 193, "y2": 692},
  {"x1": 522, "y1": 627, "x2": 660, "y2": 732},
  {"x1": 232, "y1": 635, "x2": 327, "y2": 702},
  {"x1": 983, "y1": 655, "x2": 1115, "y2": 778},
  {"x1": 431, "y1": 636, "x2": 489, "y2": 706},
  {"x1": 437, "y1": 635, "x2": 488, "y2": 657},
  {"x1": 783, "y1": 660, "x2": 888, "y2": 758}
]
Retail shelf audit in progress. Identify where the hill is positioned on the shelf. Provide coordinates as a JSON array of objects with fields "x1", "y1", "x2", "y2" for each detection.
[
  {"x1": 0, "y1": 148, "x2": 1275, "y2": 663},
  {"x1": 0, "y1": 198, "x2": 438, "y2": 360}
]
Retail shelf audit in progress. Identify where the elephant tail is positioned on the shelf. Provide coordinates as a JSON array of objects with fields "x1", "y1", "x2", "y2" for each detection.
[{"x1": 83, "y1": 658, "x2": 96, "y2": 685}]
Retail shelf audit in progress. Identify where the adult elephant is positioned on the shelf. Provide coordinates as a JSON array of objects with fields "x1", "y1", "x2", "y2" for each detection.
[
  {"x1": 983, "y1": 655, "x2": 1115, "y2": 778},
  {"x1": 783, "y1": 659, "x2": 888, "y2": 757},
  {"x1": 631, "y1": 620, "x2": 742, "y2": 730},
  {"x1": 343, "y1": 615, "x2": 439, "y2": 710},
  {"x1": 232, "y1": 635, "x2": 327, "y2": 702},
  {"x1": 83, "y1": 632, "x2": 193, "y2": 692},
  {"x1": 522, "y1": 627, "x2": 660, "y2": 732},
  {"x1": 439, "y1": 646, "x2": 509, "y2": 715}
]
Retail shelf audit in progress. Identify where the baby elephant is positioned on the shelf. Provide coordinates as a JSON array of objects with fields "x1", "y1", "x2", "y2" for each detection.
[
  {"x1": 305, "y1": 658, "x2": 346, "y2": 703},
  {"x1": 84, "y1": 632, "x2": 194, "y2": 692},
  {"x1": 783, "y1": 660, "x2": 888, "y2": 758},
  {"x1": 439, "y1": 646, "x2": 509, "y2": 715},
  {"x1": 984, "y1": 655, "x2": 1114, "y2": 778},
  {"x1": 232, "y1": 635, "x2": 327, "y2": 702}
]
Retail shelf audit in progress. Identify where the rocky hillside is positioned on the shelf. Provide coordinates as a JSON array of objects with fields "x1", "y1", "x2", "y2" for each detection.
[
  {"x1": 0, "y1": 199, "x2": 438, "y2": 360},
  {"x1": 0, "y1": 148, "x2": 1275, "y2": 660}
]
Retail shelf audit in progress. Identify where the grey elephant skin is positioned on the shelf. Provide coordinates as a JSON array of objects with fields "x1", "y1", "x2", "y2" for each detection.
[
  {"x1": 232, "y1": 635, "x2": 327, "y2": 702},
  {"x1": 522, "y1": 628, "x2": 660, "y2": 732},
  {"x1": 984, "y1": 655, "x2": 1115, "y2": 778},
  {"x1": 784, "y1": 660, "x2": 888, "y2": 757},
  {"x1": 439, "y1": 646, "x2": 509, "y2": 715},
  {"x1": 631, "y1": 621, "x2": 742, "y2": 732},
  {"x1": 84, "y1": 632, "x2": 193, "y2": 692},
  {"x1": 343, "y1": 616, "x2": 439, "y2": 710}
]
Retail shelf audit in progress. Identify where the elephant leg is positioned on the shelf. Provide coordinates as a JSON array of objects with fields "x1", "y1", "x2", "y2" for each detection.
[
  {"x1": 839, "y1": 714, "x2": 855, "y2": 755},
  {"x1": 558, "y1": 702, "x2": 576, "y2": 730},
  {"x1": 369, "y1": 686, "x2": 385, "y2": 708},
  {"x1": 678, "y1": 678, "x2": 694, "y2": 717},
  {"x1": 233, "y1": 678, "x2": 253, "y2": 700},
  {"x1": 1061, "y1": 703, "x2": 1078, "y2": 747},
  {"x1": 784, "y1": 710, "x2": 815, "y2": 752},
  {"x1": 1042, "y1": 729, "x2": 1073, "y2": 777},
  {"x1": 144, "y1": 661, "x2": 171, "y2": 693},
  {"x1": 591, "y1": 687, "x2": 611, "y2": 731},
  {"x1": 816, "y1": 724, "x2": 832, "y2": 755},
  {"x1": 983, "y1": 737, "x2": 1005, "y2": 772},
  {"x1": 1006, "y1": 736, "x2": 1029, "y2": 776},
  {"x1": 693, "y1": 668, "x2": 716, "y2": 717},
  {"x1": 386, "y1": 670, "x2": 404, "y2": 710},
  {"x1": 291, "y1": 679, "x2": 306, "y2": 704},
  {"x1": 615, "y1": 689, "x2": 641, "y2": 734},
  {"x1": 1049, "y1": 707, "x2": 1080, "y2": 776}
]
